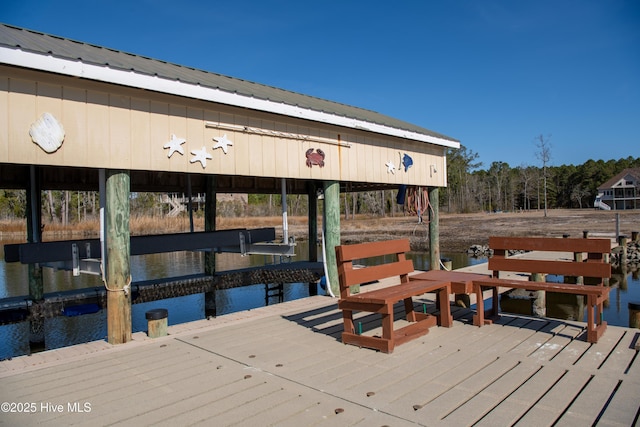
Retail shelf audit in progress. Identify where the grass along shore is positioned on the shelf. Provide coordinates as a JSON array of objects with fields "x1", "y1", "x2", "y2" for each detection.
[{"x1": 1, "y1": 209, "x2": 639, "y2": 253}]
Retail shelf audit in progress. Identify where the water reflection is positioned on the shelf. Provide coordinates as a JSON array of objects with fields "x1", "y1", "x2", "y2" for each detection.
[{"x1": 0, "y1": 240, "x2": 319, "y2": 359}]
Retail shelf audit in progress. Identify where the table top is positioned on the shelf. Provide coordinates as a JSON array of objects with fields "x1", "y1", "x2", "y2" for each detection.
[{"x1": 412, "y1": 270, "x2": 490, "y2": 293}]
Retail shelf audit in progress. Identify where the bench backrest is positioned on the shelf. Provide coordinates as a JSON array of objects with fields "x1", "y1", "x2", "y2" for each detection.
[
  {"x1": 335, "y1": 239, "x2": 414, "y2": 299},
  {"x1": 488, "y1": 236, "x2": 611, "y2": 281}
]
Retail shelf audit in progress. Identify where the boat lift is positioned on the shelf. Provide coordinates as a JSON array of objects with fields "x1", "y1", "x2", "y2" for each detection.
[{"x1": 238, "y1": 178, "x2": 297, "y2": 258}]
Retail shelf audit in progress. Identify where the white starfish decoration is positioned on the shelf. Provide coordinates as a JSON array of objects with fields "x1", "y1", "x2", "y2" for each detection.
[
  {"x1": 163, "y1": 134, "x2": 186, "y2": 158},
  {"x1": 213, "y1": 134, "x2": 233, "y2": 154},
  {"x1": 385, "y1": 161, "x2": 396, "y2": 174},
  {"x1": 190, "y1": 146, "x2": 213, "y2": 168}
]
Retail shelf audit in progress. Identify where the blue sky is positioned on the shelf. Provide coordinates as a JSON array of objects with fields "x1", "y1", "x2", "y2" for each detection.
[{"x1": 2, "y1": 1, "x2": 638, "y2": 169}]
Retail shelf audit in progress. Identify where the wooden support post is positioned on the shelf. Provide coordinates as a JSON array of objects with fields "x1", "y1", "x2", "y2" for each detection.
[
  {"x1": 308, "y1": 181, "x2": 318, "y2": 262},
  {"x1": 308, "y1": 181, "x2": 318, "y2": 296},
  {"x1": 324, "y1": 181, "x2": 340, "y2": 297},
  {"x1": 428, "y1": 187, "x2": 440, "y2": 270},
  {"x1": 618, "y1": 235, "x2": 628, "y2": 265},
  {"x1": 146, "y1": 308, "x2": 168, "y2": 338},
  {"x1": 629, "y1": 302, "x2": 640, "y2": 330},
  {"x1": 574, "y1": 251, "x2": 584, "y2": 285},
  {"x1": 204, "y1": 175, "x2": 217, "y2": 317},
  {"x1": 26, "y1": 165, "x2": 44, "y2": 351},
  {"x1": 105, "y1": 170, "x2": 132, "y2": 345}
]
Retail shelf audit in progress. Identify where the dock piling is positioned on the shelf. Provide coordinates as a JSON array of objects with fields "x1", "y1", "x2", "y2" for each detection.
[
  {"x1": 146, "y1": 309, "x2": 168, "y2": 338},
  {"x1": 629, "y1": 302, "x2": 640, "y2": 330}
]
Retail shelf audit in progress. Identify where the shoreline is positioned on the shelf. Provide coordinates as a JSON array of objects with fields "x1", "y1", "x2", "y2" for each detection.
[{"x1": 2, "y1": 209, "x2": 639, "y2": 253}]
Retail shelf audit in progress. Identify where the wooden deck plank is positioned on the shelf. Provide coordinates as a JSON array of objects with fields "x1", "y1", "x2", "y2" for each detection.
[
  {"x1": 512, "y1": 369, "x2": 593, "y2": 426},
  {"x1": 127, "y1": 377, "x2": 286, "y2": 426},
  {"x1": 184, "y1": 384, "x2": 308, "y2": 426},
  {"x1": 381, "y1": 319, "x2": 554, "y2": 418},
  {"x1": 26, "y1": 347, "x2": 220, "y2": 412},
  {"x1": 556, "y1": 373, "x2": 623, "y2": 426},
  {"x1": 473, "y1": 365, "x2": 568, "y2": 426},
  {"x1": 224, "y1": 386, "x2": 351, "y2": 427},
  {"x1": 565, "y1": 327, "x2": 626, "y2": 371},
  {"x1": 434, "y1": 361, "x2": 542, "y2": 426},
  {"x1": 414, "y1": 355, "x2": 524, "y2": 422},
  {"x1": 526, "y1": 323, "x2": 585, "y2": 363},
  {"x1": 595, "y1": 329, "x2": 639, "y2": 375},
  {"x1": 596, "y1": 377, "x2": 640, "y2": 426},
  {"x1": 5, "y1": 342, "x2": 194, "y2": 399},
  {"x1": 506, "y1": 319, "x2": 572, "y2": 356}
]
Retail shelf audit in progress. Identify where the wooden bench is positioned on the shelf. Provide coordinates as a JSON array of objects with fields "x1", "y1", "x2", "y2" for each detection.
[
  {"x1": 472, "y1": 236, "x2": 611, "y2": 343},
  {"x1": 335, "y1": 239, "x2": 453, "y2": 353}
]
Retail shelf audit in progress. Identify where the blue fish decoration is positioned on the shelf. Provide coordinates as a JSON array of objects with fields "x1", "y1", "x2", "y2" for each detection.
[{"x1": 402, "y1": 154, "x2": 413, "y2": 172}]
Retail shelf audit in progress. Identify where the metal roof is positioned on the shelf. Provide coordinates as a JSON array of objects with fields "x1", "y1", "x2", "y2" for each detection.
[{"x1": 0, "y1": 23, "x2": 458, "y2": 146}]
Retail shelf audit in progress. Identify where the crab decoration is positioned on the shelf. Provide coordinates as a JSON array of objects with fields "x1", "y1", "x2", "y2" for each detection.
[{"x1": 305, "y1": 148, "x2": 325, "y2": 168}]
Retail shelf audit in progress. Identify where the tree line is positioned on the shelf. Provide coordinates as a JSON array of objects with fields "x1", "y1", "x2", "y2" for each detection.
[
  {"x1": 1, "y1": 149, "x2": 639, "y2": 223},
  {"x1": 445, "y1": 144, "x2": 639, "y2": 214}
]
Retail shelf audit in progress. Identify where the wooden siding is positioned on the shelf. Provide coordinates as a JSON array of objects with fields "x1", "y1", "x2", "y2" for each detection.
[{"x1": 0, "y1": 65, "x2": 447, "y2": 187}]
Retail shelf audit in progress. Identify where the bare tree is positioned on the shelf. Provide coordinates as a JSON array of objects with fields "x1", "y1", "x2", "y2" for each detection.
[
  {"x1": 518, "y1": 165, "x2": 538, "y2": 210},
  {"x1": 571, "y1": 185, "x2": 589, "y2": 208},
  {"x1": 534, "y1": 134, "x2": 552, "y2": 217},
  {"x1": 488, "y1": 161, "x2": 509, "y2": 211},
  {"x1": 46, "y1": 190, "x2": 56, "y2": 222}
]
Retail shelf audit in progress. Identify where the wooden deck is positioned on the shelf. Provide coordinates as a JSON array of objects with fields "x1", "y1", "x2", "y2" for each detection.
[{"x1": 1, "y1": 274, "x2": 639, "y2": 426}]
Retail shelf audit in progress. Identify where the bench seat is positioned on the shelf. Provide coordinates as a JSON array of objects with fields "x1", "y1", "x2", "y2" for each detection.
[
  {"x1": 474, "y1": 236, "x2": 611, "y2": 343},
  {"x1": 339, "y1": 279, "x2": 452, "y2": 307},
  {"x1": 336, "y1": 239, "x2": 453, "y2": 353}
]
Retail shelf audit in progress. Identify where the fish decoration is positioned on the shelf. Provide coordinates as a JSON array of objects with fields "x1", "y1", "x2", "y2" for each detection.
[{"x1": 402, "y1": 153, "x2": 413, "y2": 172}]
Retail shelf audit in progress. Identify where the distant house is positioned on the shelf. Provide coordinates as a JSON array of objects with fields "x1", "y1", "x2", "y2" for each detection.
[{"x1": 594, "y1": 168, "x2": 640, "y2": 210}]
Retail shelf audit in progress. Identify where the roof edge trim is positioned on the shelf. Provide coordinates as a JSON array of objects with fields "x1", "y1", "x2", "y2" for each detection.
[{"x1": 1, "y1": 47, "x2": 460, "y2": 149}]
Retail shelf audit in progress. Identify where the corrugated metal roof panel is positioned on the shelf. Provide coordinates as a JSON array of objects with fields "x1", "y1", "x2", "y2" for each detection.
[{"x1": 0, "y1": 23, "x2": 458, "y2": 143}]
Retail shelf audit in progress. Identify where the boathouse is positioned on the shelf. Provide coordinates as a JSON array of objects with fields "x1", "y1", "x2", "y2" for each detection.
[{"x1": 0, "y1": 24, "x2": 459, "y2": 346}]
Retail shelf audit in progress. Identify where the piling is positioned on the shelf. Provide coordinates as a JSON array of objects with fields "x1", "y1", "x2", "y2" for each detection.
[
  {"x1": 26, "y1": 165, "x2": 44, "y2": 352},
  {"x1": 618, "y1": 235, "x2": 628, "y2": 265},
  {"x1": 324, "y1": 180, "x2": 341, "y2": 297},
  {"x1": 632, "y1": 231, "x2": 639, "y2": 242},
  {"x1": 204, "y1": 175, "x2": 217, "y2": 317},
  {"x1": 307, "y1": 181, "x2": 319, "y2": 296},
  {"x1": 428, "y1": 187, "x2": 440, "y2": 271},
  {"x1": 629, "y1": 302, "x2": 640, "y2": 329},
  {"x1": 146, "y1": 309, "x2": 168, "y2": 338},
  {"x1": 105, "y1": 169, "x2": 132, "y2": 345}
]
